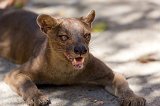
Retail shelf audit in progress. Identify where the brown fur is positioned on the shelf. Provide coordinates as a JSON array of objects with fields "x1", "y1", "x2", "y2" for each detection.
[{"x1": 0, "y1": 9, "x2": 146, "y2": 106}]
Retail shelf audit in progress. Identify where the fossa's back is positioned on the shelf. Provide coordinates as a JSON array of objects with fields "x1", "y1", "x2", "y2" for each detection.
[{"x1": 0, "y1": 9, "x2": 45, "y2": 64}]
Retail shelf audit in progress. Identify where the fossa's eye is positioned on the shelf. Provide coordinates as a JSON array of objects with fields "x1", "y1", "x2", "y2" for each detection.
[
  {"x1": 59, "y1": 35, "x2": 69, "y2": 41},
  {"x1": 84, "y1": 33, "x2": 91, "y2": 40}
]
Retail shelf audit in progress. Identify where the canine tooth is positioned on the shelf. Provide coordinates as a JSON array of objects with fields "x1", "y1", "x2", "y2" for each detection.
[{"x1": 82, "y1": 58, "x2": 84, "y2": 62}]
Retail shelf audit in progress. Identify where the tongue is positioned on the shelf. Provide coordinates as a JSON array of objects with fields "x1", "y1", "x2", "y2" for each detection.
[{"x1": 72, "y1": 58, "x2": 84, "y2": 70}]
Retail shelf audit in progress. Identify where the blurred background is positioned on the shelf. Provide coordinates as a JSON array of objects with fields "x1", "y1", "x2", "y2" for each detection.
[{"x1": 0, "y1": 0, "x2": 160, "y2": 106}]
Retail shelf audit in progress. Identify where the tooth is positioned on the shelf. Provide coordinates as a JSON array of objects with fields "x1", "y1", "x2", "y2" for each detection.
[
  {"x1": 74, "y1": 59, "x2": 76, "y2": 63},
  {"x1": 82, "y1": 58, "x2": 84, "y2": 62}
]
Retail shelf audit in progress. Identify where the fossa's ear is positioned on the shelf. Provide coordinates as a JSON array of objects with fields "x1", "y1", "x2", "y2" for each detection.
[
  {"x1": 37, "y1": 14, "x2": 59, "y2": 34},
  {"x1": 80, "y1": 10, "x2": 95, "y2": 27}
]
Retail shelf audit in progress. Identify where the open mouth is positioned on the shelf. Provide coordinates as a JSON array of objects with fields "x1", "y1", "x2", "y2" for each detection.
[
  {"x1": 64, "y1": 53, "x2": 85, "y2": 70},
  {"x1": 72, "y1": 57, "x2": 84, "y2": 70}
]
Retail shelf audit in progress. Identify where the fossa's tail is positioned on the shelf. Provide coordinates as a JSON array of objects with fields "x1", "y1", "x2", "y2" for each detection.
[
  {"x1": 0, "y1": 0, "x2": 14, "y2": 14},
  {"x1": 0, "y1": 0, "x2": 28, "y2": 16}
]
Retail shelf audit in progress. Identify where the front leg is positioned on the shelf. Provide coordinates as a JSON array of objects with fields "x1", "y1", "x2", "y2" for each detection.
[
  {"x1": 77, "y1": 55, "x2": 146, "y2": 106},
  {"x1": 4, "y1": 68, "x2": 51, "y2": 106},
  {"x1": 106, "y1": 72, "x2": 146, "y2": 106}
]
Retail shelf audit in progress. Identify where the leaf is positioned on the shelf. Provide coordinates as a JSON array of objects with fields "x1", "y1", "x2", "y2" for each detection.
[
  {"x1": 93, "y1": 22, "x2": 108, "y2": 32},
  {"x1": 137, "y1": 53, "x2": 157, "y2": 63}
]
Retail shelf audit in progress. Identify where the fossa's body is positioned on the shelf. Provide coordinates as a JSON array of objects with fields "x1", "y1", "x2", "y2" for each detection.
[{"x1": 0, "y1": 9, "x2": 146, "y2": 106}]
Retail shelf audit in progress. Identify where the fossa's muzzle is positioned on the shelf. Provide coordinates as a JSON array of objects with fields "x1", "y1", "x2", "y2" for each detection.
[{"x1": 74, "y1": 45, "x2": 87, "y2": 55}]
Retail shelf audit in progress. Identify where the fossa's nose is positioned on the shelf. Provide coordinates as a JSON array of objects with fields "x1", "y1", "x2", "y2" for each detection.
[{"x1": 74, "y1": 45, "x2": 87, "y2": 55}]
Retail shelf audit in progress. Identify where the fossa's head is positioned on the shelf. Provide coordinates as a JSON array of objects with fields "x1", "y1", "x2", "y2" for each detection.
[{"x1": 37, "y1": 10, "x2": 95, "y2": 70}]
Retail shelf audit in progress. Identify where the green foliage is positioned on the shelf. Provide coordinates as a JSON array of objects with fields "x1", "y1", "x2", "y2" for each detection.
[
  {"x1": 14, "y1": 2, "x2": 24, "y2": 9},
  {"x1": 93, "y1": 22, "x2": 108, "y2": 32}
]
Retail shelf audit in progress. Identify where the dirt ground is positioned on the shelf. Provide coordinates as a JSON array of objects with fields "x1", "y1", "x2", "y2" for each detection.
[{"x1": 0, "y1": 0, "x2": 160, "y2": 106}]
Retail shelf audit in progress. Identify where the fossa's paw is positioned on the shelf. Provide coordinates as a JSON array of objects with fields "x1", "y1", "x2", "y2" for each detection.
[
  {"x1": 26, "y1": 94, "x2": 51, "y2": 106},
  {"x1": 120, "y1": 95, "x2": 146, "y2": 106}
]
